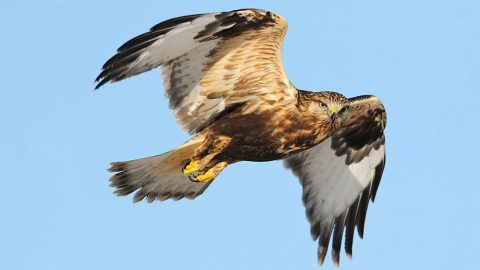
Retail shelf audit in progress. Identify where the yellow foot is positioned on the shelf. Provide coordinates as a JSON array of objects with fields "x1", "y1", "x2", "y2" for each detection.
[
  {"x1": 183, "y1": 160, "x2": 200, "y2": 174},
  {"x1": 194, "y1": 167, "x2": 216, "y2": 182}
]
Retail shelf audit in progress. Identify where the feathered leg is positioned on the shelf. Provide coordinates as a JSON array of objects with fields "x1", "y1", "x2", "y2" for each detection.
[{"x1": 183, "y1": 135, "x2": 233, "y2": 182}]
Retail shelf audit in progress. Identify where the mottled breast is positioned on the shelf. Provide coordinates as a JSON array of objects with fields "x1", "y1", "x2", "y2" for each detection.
[{"x1": 208, "y1": 104, "x2": 326, "y2": 162}]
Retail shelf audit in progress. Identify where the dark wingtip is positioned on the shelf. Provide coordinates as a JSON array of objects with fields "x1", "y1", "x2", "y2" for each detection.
[
  {"x1": 345, "y1": 245, "x2": 353, "y2": 259},
  {"x1": 344, "y1": 197, "x2": 359, "y2": 258},
  {"x1": 356, "y1": 188, "x2": 371, "y2": 239},
  {"x1": 331, "y1": 214, "x2": 346, "y2": 268},
  {"x1": 149, "y1": 13, "x2": 205, "y2": 32},
  {"x1": 370, "y1": 157, "x2": 386, "y2": 202},
  {"x1": 331, "y1": 250, "x2": 340, "y2": 268},
  {"x1": 94, "y1": 77, "x2": 105, "y2": 90},
  {"x1": 94, "y1": 82, "x2": 103, "y2": 90},
  {"x1": 317, "y1": 245, "x2": 327, "y2": 267},
  {"x1": 94, "y1": 73, "x2": 112, "y2": 90},
  {"x1": 317, "y1": 222, "x2": 334, "y2": 267},
  {"x1": 94, "y1": 66, "x2": 110, "y2": 89}
]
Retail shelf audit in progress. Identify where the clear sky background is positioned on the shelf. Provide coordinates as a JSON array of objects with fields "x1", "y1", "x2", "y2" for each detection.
[{"x1": 1, "y1": 0, "x2": 479, "y2": 269}]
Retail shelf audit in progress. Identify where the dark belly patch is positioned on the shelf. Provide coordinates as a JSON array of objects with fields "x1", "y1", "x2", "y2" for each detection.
[{"x1": 222, "y1": 144, "x2": 287, "y2": 162}]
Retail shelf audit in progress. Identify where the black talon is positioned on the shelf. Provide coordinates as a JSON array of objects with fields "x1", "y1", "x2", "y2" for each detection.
[
  {"x1": 182, "y1": 161, "x2": 190, "y2": 173},
  {"x1": 188, "y1": 172, "x2": 201, "y2": 182},
  {"x1": 183, "y1": 161, "x2": 202, "y2": 182}
]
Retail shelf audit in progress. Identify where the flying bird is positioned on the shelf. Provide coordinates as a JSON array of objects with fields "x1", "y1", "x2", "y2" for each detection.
[{"x1": 95, "y1": 9, "x2": 387, "y2": 267}]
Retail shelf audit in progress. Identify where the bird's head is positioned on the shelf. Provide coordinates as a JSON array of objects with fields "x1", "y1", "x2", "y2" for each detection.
[{"x1": 302, "y1": 91, "x2": 349, "y2": 129}]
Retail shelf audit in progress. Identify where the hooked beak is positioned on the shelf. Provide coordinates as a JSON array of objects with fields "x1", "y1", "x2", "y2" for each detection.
[{"x1": 329, "y1": 107, "x2": 338, "y2": 122}]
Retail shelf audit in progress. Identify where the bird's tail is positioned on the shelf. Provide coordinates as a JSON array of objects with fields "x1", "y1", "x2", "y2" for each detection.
[{"x1": 108, "y1": 135, "x2": 212, "y2": 203}]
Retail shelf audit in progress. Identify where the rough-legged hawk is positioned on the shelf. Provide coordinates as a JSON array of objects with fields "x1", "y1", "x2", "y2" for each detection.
[{"x1": 95, "y1": 8, "x2": 387, "y2": 267}]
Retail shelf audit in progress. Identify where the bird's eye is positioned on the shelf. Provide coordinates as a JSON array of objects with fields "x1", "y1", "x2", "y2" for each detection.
[
  {"x1": 318, "y1": 102, "x2": 327, "y2": 109},
  {"x1": 339, "y1": 106, "x2": 348, "y2": 114}
]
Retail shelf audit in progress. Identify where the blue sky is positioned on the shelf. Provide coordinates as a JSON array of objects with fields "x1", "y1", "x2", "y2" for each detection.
[{"x1": 1, "y1": 0, "x2": 479, "y2": 269}]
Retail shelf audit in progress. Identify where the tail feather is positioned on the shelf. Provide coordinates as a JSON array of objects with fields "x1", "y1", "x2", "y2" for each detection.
[{"x1": 108, "y1": 136, "x2": 212, "y2": 202}]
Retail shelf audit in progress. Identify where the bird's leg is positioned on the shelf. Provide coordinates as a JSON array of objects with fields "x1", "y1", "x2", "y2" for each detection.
[
  {"x1": 182, "y1": 153, "x2": 216, "y2": 175},
  {"x1": 194, "y1": 161, "x2": 229, "y2": 182},
  {"x1": 182, "y1": 135, "x2": 232, "y2": 181}
]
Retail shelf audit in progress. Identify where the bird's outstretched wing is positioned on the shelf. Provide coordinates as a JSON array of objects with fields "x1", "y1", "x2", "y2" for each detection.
[
  {"x1": 95, "y1": 9, "x2": 296, "y2": 134},
  {"x1": 284, "y1": 96, "x2": 387, "y2": 266}
]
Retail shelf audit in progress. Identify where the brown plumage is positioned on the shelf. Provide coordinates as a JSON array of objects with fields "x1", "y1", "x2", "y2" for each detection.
[{"x1": 96, "y1": 9, "x2": 387, "y2": 267}]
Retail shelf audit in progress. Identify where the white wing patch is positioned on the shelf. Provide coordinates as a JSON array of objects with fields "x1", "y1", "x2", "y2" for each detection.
[
  {"x1": 121, "y1": 13, "x2": 222, "y2": 78},
  {"x1": 290, "y1": 138, "x2": 382, "y2": 221},
  {"x1": 161, "y1": 42, "x2": 226, "y2": 132},
  {"x1": 347, "y1": 143, "x2": 385, "y2": 188}
]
